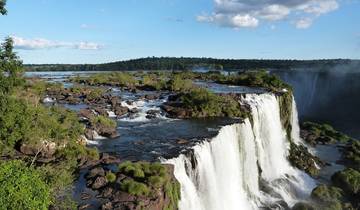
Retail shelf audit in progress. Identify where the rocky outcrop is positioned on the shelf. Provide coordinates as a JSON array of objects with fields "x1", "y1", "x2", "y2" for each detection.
[
  {"x1": 288, "y1": 143, "x2": 325, "y2": 177},
  {"x1": 82, "y1": 161, "x2": 181, "y2": 210}
]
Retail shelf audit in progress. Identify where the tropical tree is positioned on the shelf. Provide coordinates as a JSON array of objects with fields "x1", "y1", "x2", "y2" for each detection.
[{"x1": 0, "y1": 0, "x2": 6, "y2": 15}]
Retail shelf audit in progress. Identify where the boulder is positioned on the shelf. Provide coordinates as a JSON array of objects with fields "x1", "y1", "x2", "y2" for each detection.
[
  {"x1": 91, "y1": 176, "x2": 108, "y2": 190},
  {"x1": 86, "y1": 167, "x2": 105, "y2": 179}
]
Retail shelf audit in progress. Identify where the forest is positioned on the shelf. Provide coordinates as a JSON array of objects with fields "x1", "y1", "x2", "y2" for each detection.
[{"x1": 25, "y1": 57, "x2": 356, "y2": 72}]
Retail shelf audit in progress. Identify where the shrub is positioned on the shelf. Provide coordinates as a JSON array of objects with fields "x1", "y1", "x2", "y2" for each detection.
[
  {"x1": 120, "y1": 179, "x2": 150, "y2": 196},
  {"x1": 167, "y1": 74, "x2": 194, "y2": 92},
  {"x1": 105, "y1": 171, "x2": 117, "y2": 183},
  {"x1": 148, "y1": 176, "x2": 165, "y2": 188},
  {"x1": 90, "y1": 115, "x2": 117, "y2": 129},
  {"x1": 0, "y1": 160, "x2": 51, "y2": 210}
]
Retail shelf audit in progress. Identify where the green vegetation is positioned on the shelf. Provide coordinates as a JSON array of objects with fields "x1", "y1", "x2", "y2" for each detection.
[
  {"x1": 120, "y1": 179, "x2": 150, "y2": 196},
  {"x1": 25, "y1": 57, "x2": 354, "y2": 72},
  {"x1": 331, "y1": 168, "x2": 360, "y2": 195},
  {"x1": 302, "y1": 122, "x2": 353, "y2": 145},
  {"x1": 72, "y1": 72, "x2": 138, "y2": 87},
  {"x1": 167, "y1": 74, "x2": 194, "y2": 92},
  {"x1": 343, "y1": 140, "x2": 360, "y2": 170},
  {"x1": 311, "y1": 185, "x2": 344, "y2": 204},
  {"x1": 278, "y1": 91, "x2": 294, "y2": 141},
  {"x1": 0, "y1": 37, "x2": 99, "y2": 209},
  {"x1": 105, "y1": 171, "x2": 117, "y2": 183},
  {"x1": 0, "y1": 0, "x2": 6, "y2": 15},
  {"x1": 118, "y1": 161, "x2": 180, "y2": 209},
  {"x1": 180, "y1": 87, "x2": 248, "y2": 118},
  {"x1": 90, "y1": 115, "x2": 117, "y2": 129},
  {"x1": 0, "y1": 160, "x2": 51, "y2": 210}
]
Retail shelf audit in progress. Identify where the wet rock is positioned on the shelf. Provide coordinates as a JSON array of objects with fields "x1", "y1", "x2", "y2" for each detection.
[
  {"x1": 80, "y1": 192, "x2": 92, "y2": 200},
  {"x1": 78, "y1": 204, "x2": 92, "y2": 210},
  {"x1": 146, "y1": 109, "x2": 160, "y2": 119},
  {"x1": 114, "y1": 105, "x2": 129, "y2": 116},
  {"x1": 91, "y1": 176, "x2": 108, "y2": 190},
  {"x1": 86, "y1": 167, "x2": 105, "y2": 179},
  {"x1": 85, "y1": 129, "x2": 95, "y2": 140},
  {"x1": 101, "y1": 202, "x2": 113, "y2": 210},
  {"x1": 177, "y1": 139, "x2": 189, "y2": 145},
  {"x1": 144, "y1": 94, "x2": 160, "y2": 100},
  {"x1": 95, "y1": 107, "x2": 108, "y2": 117},
  {"x1": 101, "y1": 153, "x2": 121, "y2": 164}
]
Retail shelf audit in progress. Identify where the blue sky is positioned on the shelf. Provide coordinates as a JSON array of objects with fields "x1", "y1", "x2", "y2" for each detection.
[{"x1": 0, "y1": 0, "x2": 359, "y2": 64}]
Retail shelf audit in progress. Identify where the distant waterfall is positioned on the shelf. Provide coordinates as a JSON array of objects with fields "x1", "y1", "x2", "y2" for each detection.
[{"x1": 165, "y1": 93, "x2": 315, "y2": 210}]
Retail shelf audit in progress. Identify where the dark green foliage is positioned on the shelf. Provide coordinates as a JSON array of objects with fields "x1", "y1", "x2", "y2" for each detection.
[
  {"x1": 180, "y1": 88, "x2": 247, "y2": 118},
  {"x1": 73, "y1": 72, "x2": 138, "y2": 87},
  {"x1": 302, "y1": 122, "x2": 353, "y2": 144},
  {"x1": 331, "y1": 168, "x2": 360, "y2": 195},
  {"x1": 311, "y1": 185, "x2": 344, "y2": 203},
  {"x1": 288, "y1": 142, "x2": 321, "y2": 177},
  {"x1": 120, "y1": 179, "x2": 150, "y2": 196},
  {"x1": 25, "y1": 57, "x2": 354, "y2": 72},
  {"x1": 118, "y1": 161, "x2": 180, "y2": 209},
  {"x1": 343, "y1": 140, "x2": 360, "y2": 170},
  {"x1": 0, "y1": 37, "x2": 24, "y2": 95},
  {"x1": 0, "y1": 0, "x2": 6, "y2": 15},
  {"x1": 106, "y1": 171, "x2": 117, "y2": 183},
  {"x1": 0, "y1": 160, "x2": 51, "y2": 210}
]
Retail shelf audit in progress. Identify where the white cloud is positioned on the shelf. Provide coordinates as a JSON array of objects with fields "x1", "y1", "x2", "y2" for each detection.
[
  {"x1": 11, "y1": 36, "x2": 103, "y2": 50},
  {"x1": 295, "y1": 18, "x2": 314, "y2": 29},
  {"x1": 198, "y1": 0, "x2": 340, "y2": 29}
]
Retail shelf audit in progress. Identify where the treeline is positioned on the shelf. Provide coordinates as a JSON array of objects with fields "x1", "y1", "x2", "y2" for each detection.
[{"x1": 24, "y1": 57, "x2": 356, "y2": 72}]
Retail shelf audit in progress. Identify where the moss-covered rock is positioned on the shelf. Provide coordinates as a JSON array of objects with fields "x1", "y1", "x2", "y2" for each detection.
[
  {"x1": 292, "y1": 202, "x2": 316, "y2": 210},
  {"x1": 288, "y1": 142, "x2": 324, "y2": 177},
  {"x1": 331, "y1": 168, "x2": 360, "y2": 196},
  {"x1": 342, "y1": 140, "x2": 360, "y2": 171},
  {"x1": 301, "y1": 122, "x2": 353, "y2": 146},
  {"x1": 311, "y1": 185, "x2": 344, "y2": 203}
]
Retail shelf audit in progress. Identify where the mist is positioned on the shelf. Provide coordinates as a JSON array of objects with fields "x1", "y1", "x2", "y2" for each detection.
[{"x1": 272, "y1": 61, "x2": 360, "y2": 139}]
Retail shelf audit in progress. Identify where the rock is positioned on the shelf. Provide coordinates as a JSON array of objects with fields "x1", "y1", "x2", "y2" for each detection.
[
  {"x1": 91, "y1": 176, "x2": 108, "y2": 190},
  {"x1": 79, "y1": 109, "x2": 95, "y2": 119},
  {"x1": 85, "y1": 129, "x2": 95, "y2": 140},
  {"x1": 129, "y1": 108, "x2": 139, "y2": 114},
  {"x1": 78, "y1": 204, "x2": 92, "y2": 210},
  {"x1": 177, "y1": 139, "x2": 189, "y2": 144},
  {"x1": 66, "y1": 95, "x2": 81, "y2": 104},
  {"x1": 146, "y1": 109, "x2": 160, "y2": 119},
  {"x1": 331, "y1": 168, "x2": 360, "y2": 195},
  {"x1": 100, "y1": 153, "x2": 121, "y2": 164},
  {"x1": 114, "y1": 105, "x2": 129, "y2": 116},
  {"x1": 80, "y1": 192, "x2": 92, "y2": 200},
  {"x1": 20, "y1": 142, "x2": 56, "y2": 158},
  {"x1": 95, "y1": 107, "x2": 109, "y2": 117},
  {"x1": 100, "y1": 187, "x2": 113, "y2": 198},
  {"x1": 101, "y1": 202, "x2": 113, "y2": 210},
  {"x1": 145, "y1": 94, "x2": 159, "y2": 100},
  {"x1": 77, "y1": 135, "x2": 87, "y2": 146},
  {"x1": 87, "y1": 167, "x2": 105, "y2": 179}
]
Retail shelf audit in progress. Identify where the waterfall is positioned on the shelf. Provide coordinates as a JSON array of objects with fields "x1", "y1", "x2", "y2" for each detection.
[{"x1": 164, "y1": 93, "x2": 315, "y2": 210}]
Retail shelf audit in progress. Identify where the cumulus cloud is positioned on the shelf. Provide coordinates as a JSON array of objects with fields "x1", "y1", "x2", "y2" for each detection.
[
  {"x1": 197, "y1": 0, "x2": 339, "y2": 29},
  {"x1": 11, "y1": 36, "x2": 103, "y2": 50}
]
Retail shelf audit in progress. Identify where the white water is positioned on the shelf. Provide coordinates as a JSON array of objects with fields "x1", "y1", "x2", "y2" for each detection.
[{"x1": 165, "y1": 93, "x2": 315, "y2": 210}]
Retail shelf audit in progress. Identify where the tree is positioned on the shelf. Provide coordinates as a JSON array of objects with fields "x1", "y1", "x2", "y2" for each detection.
[
  {"x1": 0, "y1": 160, "x2": 51, "y2": 210},
  {"x1": 0, "y1": 37, "x2": 24, "y2": 95},
  {"x1": 0, "y1": 0, "x2": 6, "y2": 15}
]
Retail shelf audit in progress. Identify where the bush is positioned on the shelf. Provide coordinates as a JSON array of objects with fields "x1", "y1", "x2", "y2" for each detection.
[
  {"x1": 167, "y1": 74, "x2": 194, "y2": 92},
  {"x1": 90, "y1": 115, "x2": 117, "y2": 129},
  {"x1": 105, "y1": 171, "x2": 117, "y2": 183},
  {"x1": 0, "y1": 160, "x2": 51, "y2": 210},
  {"x1": 120, "y1": 179, "x2": 150, "y2": 196}
]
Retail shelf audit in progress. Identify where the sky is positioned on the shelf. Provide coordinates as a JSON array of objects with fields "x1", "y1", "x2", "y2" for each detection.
[{"x1": 0, "y1": 0, "x2": 359, "y2": 64}]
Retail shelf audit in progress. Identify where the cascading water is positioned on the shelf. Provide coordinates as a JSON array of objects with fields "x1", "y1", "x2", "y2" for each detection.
[{"x1": 164, "y1": 93, "x2": 316, "y2": 210}]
